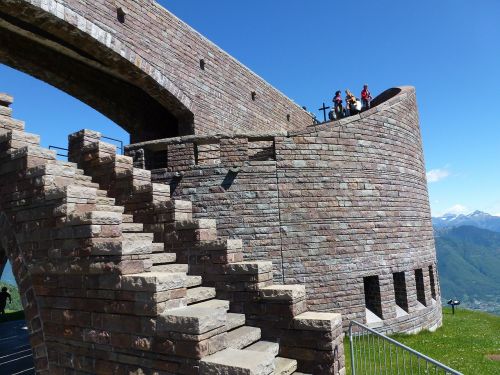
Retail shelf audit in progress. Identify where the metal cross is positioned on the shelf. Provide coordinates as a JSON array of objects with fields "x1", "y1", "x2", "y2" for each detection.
[{"x1": 318, "y1": 102, "x2": 330, "y2": 122}]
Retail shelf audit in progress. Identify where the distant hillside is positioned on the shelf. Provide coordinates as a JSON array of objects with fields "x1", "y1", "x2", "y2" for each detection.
[
  {"x1": 433, "y1": 210, "x2": 500, "y2": 232},
  {"x1": 435, "y1": 225, "x2": 500, "y2": 315},
  {"x1": 0, "y1": 281, "x2": 23, "y2": 312}
]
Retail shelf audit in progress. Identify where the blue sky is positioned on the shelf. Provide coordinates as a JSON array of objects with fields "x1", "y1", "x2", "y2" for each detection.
[{"x1": 0, "y1": 0, "x2": 499, "y2": 220}]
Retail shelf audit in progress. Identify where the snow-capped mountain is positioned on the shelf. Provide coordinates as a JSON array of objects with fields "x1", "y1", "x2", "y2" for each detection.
[{"x1": 432, "y1": 210, "x2": 500, "y2": 233}]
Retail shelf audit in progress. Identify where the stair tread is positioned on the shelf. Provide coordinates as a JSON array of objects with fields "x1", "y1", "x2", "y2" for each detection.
[
  {"x1": 122, "y1": 214, "x2": 134, "y2": 223},
  {"x1": 227, "y1": 326, "x2": 261, "y2": 349},
  {"x1": 274, "y1": 357, "x2": 297, "y2": 375},
  {"x1": 186, "y1": 286, "x2": 216, "y2": 305},
  {"x1": 121, "y1": 222, "x2": 144, "y2": 232},
  {"x1": 151, "y1": 243, "x2": 164, "y2": 253},
  {"x1": 245, "y1": 340, "x2": 279, "y2": 356},
  {"x1": 150, "y1": 252, "x2": 176, "y2": 264},
  {"x1": 186, "y1": 275, "x2": 202, "y2": 288},
  {"x1": 194, "y1": 299, "x2": 229, "y2": 311},
  {"x1": 122, "y1": 232, "x2": 154, "y2": 241},
  {"x1": 200, "y1": 348, "x2": 274, "y2": 374},
  {"x1": 226, "y1": 313, "x2": 246, "y2": 331},
  {"x1": 150, "y1": 263, "x2": 188, "y2": 272},
  {"x1": 160, "y1": 303, "x2": 227, "y2": 334}
]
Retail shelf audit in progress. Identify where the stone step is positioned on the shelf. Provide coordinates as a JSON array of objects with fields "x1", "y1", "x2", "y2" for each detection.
[
  {"x1": 121, "y1": 222, "x2": 144, "y2": 232},
  {"x1": 96, "y1": 196, "x2": 116, "y2": 206},
  {"x1": 260, "y1": 285, "x2": 306, "y2": 303},
  {"x1": 0, "y1": 106, "x2": 12, "y2": 117},
  {"x1": 200, "y1": 348, "x2": 275, "y2": 375},
  {"x1": 10, "y1": 144, "x2": 55, "y2": 161},
  {"x1": 95, "y1": 204, "x2": 124, "y2": 213},
  {"x1": 122, "y1": 232, "x2": 154, "y2": 242},
  {"x1": 226, "y1": 261, "x2": 273, "y2": 275},
  {"x1": 195, "y1": 299, "x2": 229, "y2": 311},
  {"x1": 246, "y1": 341, "x2": 279, "y2": 357},
  {"x1": 150, "y1": 263, "x2": 188, "y2": 273},
  {"x1": 159, "y1": 303, "x2": 227, "y2": 334},
  {"x1": 0, "y1": 115, "x2": 24, "y2": 131},
  {"x1": 186, "y1": 286, "x2": 216, "y2": 305},
  {"x1": 120, "y1": 241, "x2": 153, "y2": 255},
  {"x1": 122, "y1": 214, "x2": 134, "y2": 223},
  {"x1": 150, "y1": 252, "x2": 176, "y2": 264},
  {"x1": 73, "y1": 174, "x2": 94, "y2": 182},
  {"x1": 120, "y1": 272, "x2": 187, "y2": 293},
  {"x1": 96, "y1": 189, "x2": 108, "y2": 197},
  {"x1": 186, "y1": 275, "x2": 202, "y2": 288},
  {"x1": 274, "y1": 358, "x2": 297, "y2": 375},
  {"x1": 151, "y1": 243, "x2": 164, "y2": 253},
  {"x1": 0, "y1": 93, "x2": 14, "y2": 106},
  {"x1": 0, "y1": 129, "x2": 40, "y2": 147},
  {"x1": 54, "y1": 160, "x2": 80, "y2": 170},
  {"x1": 227, "y1": 326, "x2": 261, "y2": 349},
  {"x1": 226, "y1": 313, "x2": 246, "y2": 331}
]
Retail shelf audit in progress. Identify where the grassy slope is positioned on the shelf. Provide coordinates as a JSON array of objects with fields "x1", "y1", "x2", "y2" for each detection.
[{"x1": 345, "y1": 308, "x2": 500, "y2": 375}]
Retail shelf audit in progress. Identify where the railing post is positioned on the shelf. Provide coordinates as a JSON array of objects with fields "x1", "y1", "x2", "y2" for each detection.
[{"x1": 349, "y1": 322, "x2": 356, "y2": 375}]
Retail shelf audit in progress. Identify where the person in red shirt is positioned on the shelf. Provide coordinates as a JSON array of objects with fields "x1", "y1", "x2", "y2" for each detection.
[{"x1": 361, "y1": 84, "x2": 372, "y2": 111}]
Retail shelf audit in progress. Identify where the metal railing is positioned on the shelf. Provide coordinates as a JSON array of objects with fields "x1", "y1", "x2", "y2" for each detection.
[
  {"x1": 101, "y1": 135, "x2": 123, "y2": 155},
  {"x1": 49, "y1": 145, "x2": 68, "y2": 158},
  {"x1": 348, "y1": 321, "x2": 462, "y2": 375}
]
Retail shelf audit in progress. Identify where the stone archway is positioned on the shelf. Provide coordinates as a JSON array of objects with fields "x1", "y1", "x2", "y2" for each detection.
[
  {"x1": 0, "y1": 212, "x2": 49, "y2": 374},
  {"x1": 0, "y1": 0, "x2": 195, "y2": 143}
]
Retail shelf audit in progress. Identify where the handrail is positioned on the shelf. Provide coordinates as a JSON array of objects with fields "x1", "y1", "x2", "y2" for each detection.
[
  {"x1": 48, "y1": 145, "x2": 68, "y2": 158},
  {"x1": 348, "y1": 321, "x2": 462, "y2": 375},
  {"x1": 101, "y1": 135, "x2": 123, "y2": 155}
]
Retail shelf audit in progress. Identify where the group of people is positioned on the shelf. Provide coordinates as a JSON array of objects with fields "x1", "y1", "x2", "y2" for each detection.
[{"x1": 330, "y1": 84, "x2": 372, "y2": 120}]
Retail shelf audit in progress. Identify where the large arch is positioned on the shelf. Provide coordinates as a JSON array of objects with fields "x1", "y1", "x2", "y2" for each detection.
[
  {"x1": 0, "y1": 0, "x2": 194, "y2": 143},
  {"x1": 0, "y1": 0, "x2": 312, "y2": 142}
]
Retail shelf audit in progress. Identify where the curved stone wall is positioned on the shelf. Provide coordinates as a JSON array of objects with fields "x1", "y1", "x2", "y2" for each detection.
[
  {"x1": 130, "y1": 87, "x2": 442, "y2": 333},
  {"x1": 276, "y1": 86, "x2": 441, "y2": 332}
]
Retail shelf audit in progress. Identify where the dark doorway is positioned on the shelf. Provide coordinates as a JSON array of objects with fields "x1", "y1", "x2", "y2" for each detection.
[
  {"x1": 393, "y1": 272, "x2": 409, "y2": 312},
  {"x1": 415, "y1": 269, "x2": 426, "y2": 306},
  {"x1": 363, "y1": 276, "x2": 383, "y2": 319}
]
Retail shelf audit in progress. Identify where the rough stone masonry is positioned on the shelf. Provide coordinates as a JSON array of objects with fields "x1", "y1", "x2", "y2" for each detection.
[{"x1": 0, "y1": 0, "x2": 441, "y2": 373}]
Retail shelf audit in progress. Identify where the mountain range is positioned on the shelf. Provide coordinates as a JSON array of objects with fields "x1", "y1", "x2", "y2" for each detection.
[
  {"x1": 432, "y1": 210, "x2": 500, "y2": 232},
  {"x1": 433, "y1": 211, "x2": 500, "y2": 315}
]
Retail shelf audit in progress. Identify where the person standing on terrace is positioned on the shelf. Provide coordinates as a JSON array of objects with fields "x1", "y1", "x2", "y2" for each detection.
[{"x1": 361, "y1": 84, "x2": 372, "y2": 110}]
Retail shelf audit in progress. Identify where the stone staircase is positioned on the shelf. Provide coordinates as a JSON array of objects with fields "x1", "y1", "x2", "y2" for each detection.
[
  {"x1": 67, "y1": 130, "x2": 344, "y2": 374},
  {"x1": 0, "y1": 94, "x2": 344, "y2": 374}
]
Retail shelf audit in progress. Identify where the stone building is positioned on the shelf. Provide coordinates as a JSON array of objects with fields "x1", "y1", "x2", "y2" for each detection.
[{"x1": 0, "y1": 0, "x2": 440, "y2": 374}]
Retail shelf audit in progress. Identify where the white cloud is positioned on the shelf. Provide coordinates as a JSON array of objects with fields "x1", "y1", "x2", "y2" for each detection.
[
  {"x1": 426, "y1": 168, "x2": 450, "y2": 183},
  {"x1": 444, "y1": 204, "x2": 469, "y2": 215}
]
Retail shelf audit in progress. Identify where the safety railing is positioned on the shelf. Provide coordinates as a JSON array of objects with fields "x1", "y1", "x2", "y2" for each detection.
[
  {"x1": 348, "y1": 321, "x2": 462, "y2": 375},
  {"x1": 49, "y1": 145, "x2": 68, "y2": 158},
  {"x1": 101, "y1": 135, "x2": 123, "y2": 155}
]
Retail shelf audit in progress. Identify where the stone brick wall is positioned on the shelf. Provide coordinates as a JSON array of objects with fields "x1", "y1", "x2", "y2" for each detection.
[
  {"x1": 128, "y1": 87, "x2": 442, "y2": 333},
  {"x1": 1, "y1": 0, "x2": 312, "y2": 142},
  {"x1": 1, "y1": 95, "x2": 346, "y2": 375}
]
